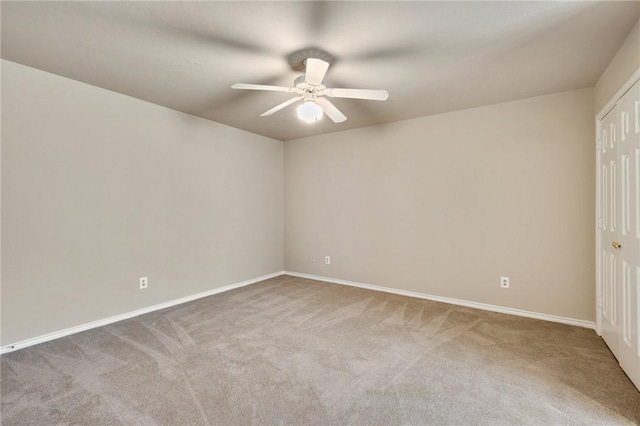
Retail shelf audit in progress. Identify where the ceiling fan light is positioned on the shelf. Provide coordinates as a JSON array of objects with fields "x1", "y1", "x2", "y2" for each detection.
[{"x1": 297, "y1": 101, "x2": 323, "y2": 123}]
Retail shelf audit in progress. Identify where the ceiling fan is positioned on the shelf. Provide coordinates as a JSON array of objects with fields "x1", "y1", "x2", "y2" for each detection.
[{"x1": 231, "y1": 58, "x2": 389, "y2": 123}]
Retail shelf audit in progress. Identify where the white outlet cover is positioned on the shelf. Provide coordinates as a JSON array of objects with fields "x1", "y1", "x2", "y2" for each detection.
[
  {"x1": 500, "y1": 276, "x2": 509, "y2": 288},
  {"x1": 325, "y1": 256, "x2": 331, "y2": 265},
  {"x1": 140, "y1": 277, "x2": 148, "y2": 289}
]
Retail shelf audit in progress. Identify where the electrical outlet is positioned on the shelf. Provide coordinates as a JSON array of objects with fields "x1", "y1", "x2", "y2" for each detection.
[
  {"x1": 140, "y1": 276, "x2": 148, "y2": 289},
  {"x1": 500, "y1": 276, "x2": 509, "y2": 289},
  {"x1": 325, "y1": 256, "x2": 331, "y2": 265},
  {"x1": 310, "y1": 255, "x2": 315, "y2": 263}
]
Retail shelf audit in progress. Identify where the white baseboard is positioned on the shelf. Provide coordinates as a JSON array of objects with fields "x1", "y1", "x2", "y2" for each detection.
[
  {"x1": 284, "y1": 271, "x2": 596, "y2": 330},
  {"x1": 2, "y1": 270, "x2": 595, "y2": 355},
  {"x1": 0, "y1": 271, "x2": 286, "y2": 355}
]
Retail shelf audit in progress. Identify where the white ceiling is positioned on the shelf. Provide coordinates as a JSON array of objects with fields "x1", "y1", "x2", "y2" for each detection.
[{"x1": 2, "y1": 1, "x2": 639, "y2": 141}]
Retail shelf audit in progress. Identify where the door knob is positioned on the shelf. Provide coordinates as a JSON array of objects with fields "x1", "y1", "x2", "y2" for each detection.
[{"x1": 612, "y1": 241, "x2": 622, "y2": 249}]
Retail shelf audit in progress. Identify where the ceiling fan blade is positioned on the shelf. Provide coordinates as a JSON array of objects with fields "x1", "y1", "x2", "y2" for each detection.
[
  {"x1": 316, "y1": 97, "x2": 347, "y2": 123},
  {"x1": 325, "y1": 88, "x2": 389, "y2": 101},
  {"x1": 305, "y1": 58, "x2": 330, "y2": 85},
  {"x1": 231, "y1": 83, "x2": 295, "y2": 92},
  {"x1": 260, "y1": 96, "x2": 304, "y2": 117}
]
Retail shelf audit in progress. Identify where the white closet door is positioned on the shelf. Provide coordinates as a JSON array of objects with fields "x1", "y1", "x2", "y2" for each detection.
[
  {"x1": 600, "y1": 104, "x2": 620, "y2": 359},
  {"x1": 615, "y1": 80, "x2": 640, "y2": 389},
  {"x1": 599, "y1": 79, "x2": 640, "y2": 390}
]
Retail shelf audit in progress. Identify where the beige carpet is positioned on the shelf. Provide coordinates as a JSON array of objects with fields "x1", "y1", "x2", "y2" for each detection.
[{"x1": 1, "y1": 275, "x2": 639, "y2": 425}]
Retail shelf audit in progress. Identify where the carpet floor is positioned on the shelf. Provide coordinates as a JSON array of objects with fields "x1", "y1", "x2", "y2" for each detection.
[{"x1": 1, "y1": 275, "x2": 640, "y2": 425}]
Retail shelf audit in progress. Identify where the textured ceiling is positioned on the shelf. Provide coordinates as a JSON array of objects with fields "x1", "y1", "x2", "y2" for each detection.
[{"x1": 2, "y1": 1, "x2": 639, "y2": 141}]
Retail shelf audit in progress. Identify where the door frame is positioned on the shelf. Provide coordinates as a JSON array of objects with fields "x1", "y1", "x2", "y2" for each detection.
[{"x1": 595, "y1": 67, "x2": 640, "y2": 336}]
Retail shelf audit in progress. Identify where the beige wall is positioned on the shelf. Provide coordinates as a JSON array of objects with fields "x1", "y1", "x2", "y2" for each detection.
[
  {"x1": 285, "y1": 88, "x2": 595, "y2": 321},
  {"x1": 1, "y1": 60, "x2": 284, "y2": 345},
  {"x1": 5, "y1": 36, "x2": 624, "y2": 343},
  {"x1": 595, "y1": 18, "x2": 640, "y2": 113}
]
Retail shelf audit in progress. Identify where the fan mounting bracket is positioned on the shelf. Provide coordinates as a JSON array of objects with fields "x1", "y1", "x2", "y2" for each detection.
[{"x1": 287, "y1": 47, "x2": 336, "y2": 71}]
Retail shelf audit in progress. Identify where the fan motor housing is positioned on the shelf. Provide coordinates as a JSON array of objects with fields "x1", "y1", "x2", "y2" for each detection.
[{"x1": 294, "y1": 75, "x2": 327, "y2": 93}]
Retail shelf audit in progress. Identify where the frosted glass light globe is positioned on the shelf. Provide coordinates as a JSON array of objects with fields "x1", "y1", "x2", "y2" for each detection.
[{"x1": 297, "y1": 101, "x2": 323, "y2": 123}]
